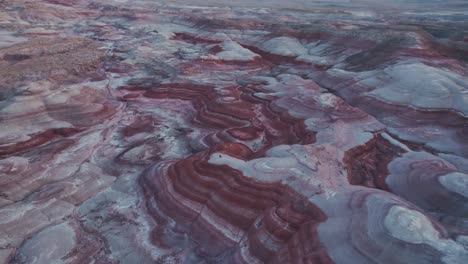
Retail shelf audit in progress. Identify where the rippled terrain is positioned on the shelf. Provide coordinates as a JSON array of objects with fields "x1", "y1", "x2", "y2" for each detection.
[{"x1": 0, "y1": 0, "x2": 467, "y2": 263}]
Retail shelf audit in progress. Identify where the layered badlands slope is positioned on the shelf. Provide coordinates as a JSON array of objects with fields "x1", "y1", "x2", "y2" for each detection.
[{"x1": 0, "y1": 0, "x2": 467, "y2": 263}]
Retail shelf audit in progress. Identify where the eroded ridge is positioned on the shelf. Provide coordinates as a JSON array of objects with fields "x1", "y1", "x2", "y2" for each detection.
[{"x1": 0, "y1": 0, "x2": 467, "y2": 263}]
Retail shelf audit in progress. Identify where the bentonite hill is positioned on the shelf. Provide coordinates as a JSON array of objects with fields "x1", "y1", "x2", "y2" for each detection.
[{"x1": 0, "y1": 0, "x2": 467, "y2": 263}]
